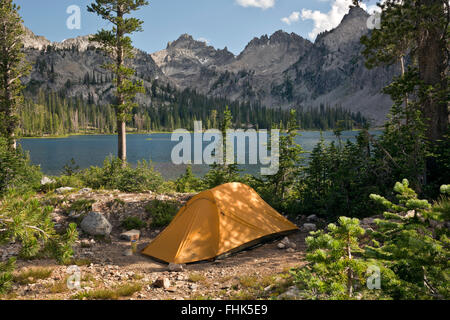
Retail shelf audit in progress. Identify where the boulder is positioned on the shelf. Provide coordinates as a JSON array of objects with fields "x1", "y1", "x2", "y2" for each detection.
[
  {"x1": 120, "y1": 230, "x2": 141, "y2": 241},
  {"x1": 80, "y1": 211, "x2": 112, "y2": 236},
  {"x1": 303, "y1": 223, "x2": 317, "y2": 232}
]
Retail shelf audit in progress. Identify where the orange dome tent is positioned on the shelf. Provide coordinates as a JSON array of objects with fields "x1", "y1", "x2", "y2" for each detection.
[{"x1": 141, "y1": 182, "x2": 299, "y2": 264}]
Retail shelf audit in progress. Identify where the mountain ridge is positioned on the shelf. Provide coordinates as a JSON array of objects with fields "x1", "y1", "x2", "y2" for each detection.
[{"x1": 20, "y1": 6, "x2": 395, "y2": 125}]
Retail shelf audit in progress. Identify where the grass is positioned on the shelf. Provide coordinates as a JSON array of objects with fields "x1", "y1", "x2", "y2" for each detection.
[
  {"x1": 239, "y1": 276, "x2": 260, "y2": 289},
  {"x1": 71, "y1": 283, "x2": 142, "y2": 300},
  {"x1": 188, "y1": 273, "x2": 206, "y2": 283},
  {"x1": 64, "y1": 258, "x2": 92, "y2": 266},
  {"x1": 13, "y1": 267, "x2": 53, "y2": 285},
  {"x1": 48, "y1": 278, "x2": 70, "y2": 294}
]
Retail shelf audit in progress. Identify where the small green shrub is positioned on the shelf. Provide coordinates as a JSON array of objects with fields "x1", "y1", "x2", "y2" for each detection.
[
  {"x1": 145, "y1": 199, "x2": 180, "y2": 228},
  {"x1": 0, "y1": 138, "x2": 41, "y2": 196},
  {"x1": 0, "y1": 258, "x2": 16, "y2": 294},
  {"x1": 175, "y1": 165, "x2": 203, "y2": 193},
  {"x1": 121, "y1": 216, "x2": 147, "y2": 230},
  {"x1": 66, "y1": 199, "x2": 95, "y2": 215},
  {"x1": 79, "y1": 157, "x2": 164, "y2": 192}
]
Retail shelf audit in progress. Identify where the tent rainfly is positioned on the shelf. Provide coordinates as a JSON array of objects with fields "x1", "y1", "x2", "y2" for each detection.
[{"x1": 141, "y1": 182, "x2": 299, "y2": 264}]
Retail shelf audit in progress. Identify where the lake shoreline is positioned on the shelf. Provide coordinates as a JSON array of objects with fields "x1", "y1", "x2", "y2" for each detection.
[{"x1": 19, "y1": 128, "x2": 383, "y2": 140}]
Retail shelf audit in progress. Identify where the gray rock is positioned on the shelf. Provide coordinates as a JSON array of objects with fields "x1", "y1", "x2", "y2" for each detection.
[
  {"x1": 168, "y1": 263, "x2": 184, "y2": 272},
  {"x1": 286, "y1": 248, "x2": 295, "y2": 253},
  {"x1": 307, "y1": 214, "x2": 318, "y2": 222},
  {"x1": 278, "y1": 286, "x2": 302, "y2": 300},
  {"x1": 154, "y1": 277, "x2": 171, "y2": 289},
  {"x1": 303, "y1": 223, "x2": 317, "y2": 232},
  {"x1": 361, "y1": 218, "x2": 375, "y2": 225},
  {"x1": 80, "y1": 212, "x2": 112, "y2": 236},
  {"x1": 78, "y1": 188, "x2": 93, "y2": 194},
  {"x1": 277, "y1": 243, "x2": 286, "y2": 250},
  {"x1": 55, "y1": 187, "x2": 74, "y2": 195},
  {"x1": 281, "y1": 236, "x2": 291, "y2": 245},
  {"x1": 120, "y1": 230, "x2": 141, "y2": 241}
]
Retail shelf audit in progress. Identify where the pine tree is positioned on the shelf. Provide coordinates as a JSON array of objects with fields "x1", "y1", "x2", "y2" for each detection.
[
  {"x1": 87, "y1": 0, "x2": 148, "y2": 164},
  {"x1": 0, "y1": 0, "x2": 30, "y2": 149},
  {"x1": 367, "y1": 179, "x2": 450, "y2": 299}
]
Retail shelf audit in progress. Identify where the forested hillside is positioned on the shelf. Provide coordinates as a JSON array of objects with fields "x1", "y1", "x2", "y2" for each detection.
[{"x1": 19, "y1": 84, "x2": 367, "y2": 136}]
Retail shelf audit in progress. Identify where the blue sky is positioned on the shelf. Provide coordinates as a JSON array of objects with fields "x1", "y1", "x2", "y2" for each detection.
[{"x1": 15, "y1": 0, "x2": 379, "y2": 55}]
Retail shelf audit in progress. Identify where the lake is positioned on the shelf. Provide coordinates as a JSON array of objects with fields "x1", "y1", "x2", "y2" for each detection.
[{"x1": 18, "y1": 131, "x2": 378, "y2": 180}]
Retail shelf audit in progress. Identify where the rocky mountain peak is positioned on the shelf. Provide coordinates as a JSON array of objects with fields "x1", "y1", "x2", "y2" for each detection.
[
  {"x1": 22, "y1": 26, "x2": 51, "y2": 50},
  {"x1": 315, "y1": 6, "x2": 370, "y2": 51},
  {"x1": 167, "y1": 33, "x2": 205, "y2": 50},
  {"x1": 22, "y1": 27, "x2": 99, "y2": 52}
]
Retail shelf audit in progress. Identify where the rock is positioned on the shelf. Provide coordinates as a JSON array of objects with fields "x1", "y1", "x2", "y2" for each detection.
[
  {"x1": 264, "y1": 285, "x2": 273, "y2": 292},
  {"x1": 286, "y1": 248, "x2": 295, "y2": 253},
  {"x1": 288, "y1": 242, "x2": 297, "y2": 249},
  {"x1": 168, "y1": 263, "x2": 184, "y2": 272},
  {"x1": 281, "y1": 236, "x2": 290, "y2": 245},
  {"x1": 81, "y1": 239, "x2": 92, "y2": 248},
  {"x1": 362, "y1": 218, "x2": 375, "y2": 225},
  {"x1": 306, "y1": 214, "x2": 318, "y2": 222},
  {"x1": 68, "y1": 211, "x2": 82, "y2": 219},
  {"x1": 153, "y1": 277, "x2": 171, "y2": 289},
  {"x1": 78, "y1": 188, "x2": 92, "y2": 194},
  {"x1": 277, "y1": 243, "x2": 286, "y2": 250},
  {"x1": 55, "y1": 187, "x2": 74, "y2": 194},
  {"x1": 80, "y1": 211, "x2": 112, "y2": 236},
  {"x1": 41, "y1": 176, "x2": 55, "y2": 185},
  {"x1": 278, "y1": 286, "x2": 301, "y2": 300},
  {"x1": 120, "y1": 230, "x2": 141, "y2": 241},
  {"x1": 189, "y1": 283, "x2": 198, "y2": 291},
  {"x1": 405, "y1": 210, "x2": 416, "y2": 219},
  {"x1": 123, "y1": 249, "x2": 133, "y2": 256},
  {"x1": 303, "y1": 223, "x2": 317, "y2": 232}
]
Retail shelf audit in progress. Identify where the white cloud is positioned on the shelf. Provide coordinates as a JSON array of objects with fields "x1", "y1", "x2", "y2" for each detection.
[
  {"x1": 281, "y1": 11, "x2": 300, "y2": 25},
  {"x1": 236, "y1": 0, "x2": 275, "y2": 10},
  {"x1": 301, "y1": 0, "x2": 368, "y2": 40}
]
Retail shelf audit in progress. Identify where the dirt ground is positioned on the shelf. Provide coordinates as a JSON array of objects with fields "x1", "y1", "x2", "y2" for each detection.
[{"x1": 1, "y1": 190, "x2": 309, "y2": 300}]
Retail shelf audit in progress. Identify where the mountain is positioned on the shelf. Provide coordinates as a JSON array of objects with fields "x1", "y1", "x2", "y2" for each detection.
[
  {"x1": 151, "y1": 7, "x2": 397, "y2": 125},
  {"x1": 20, "y1": 6, "x2": 396, "y2": 126},
  {"x1": 21, "y1": 27, "x2": 167, "y2": 109}
]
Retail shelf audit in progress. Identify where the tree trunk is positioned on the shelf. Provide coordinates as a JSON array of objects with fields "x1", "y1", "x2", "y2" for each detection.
[
  {"x1": 117, "y1": 120, "x2": 126, "y2": 163},
  {"x1": 400, "y1": 56, "x2": 410, "y2": 125},
  {"x1": 417, "y1": 0, "x2": 449, "y2": 142},
  {"x1": 116, "y1": 6, "x2": 126, "y2": 167}
]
